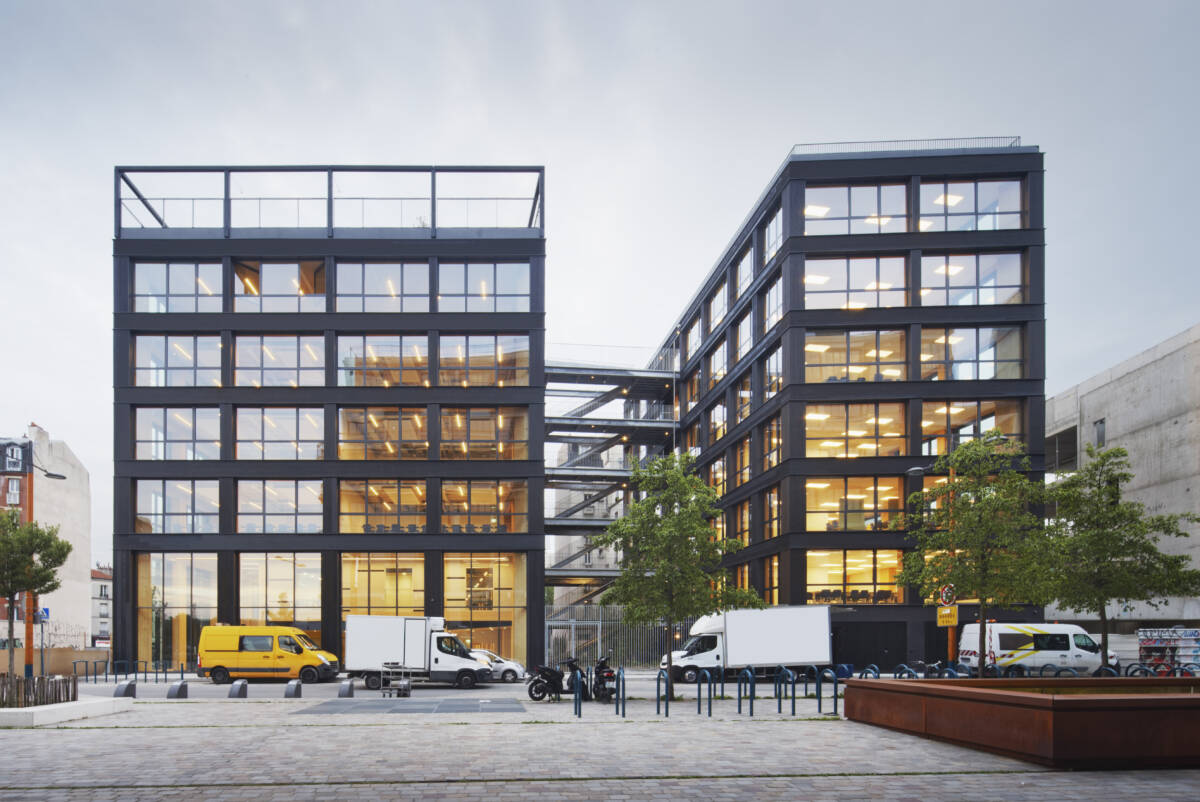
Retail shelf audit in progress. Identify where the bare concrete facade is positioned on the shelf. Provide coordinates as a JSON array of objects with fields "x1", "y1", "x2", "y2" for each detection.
[{"x1": 1045, "y1": 322, "x2": 1200, "y2": 628}]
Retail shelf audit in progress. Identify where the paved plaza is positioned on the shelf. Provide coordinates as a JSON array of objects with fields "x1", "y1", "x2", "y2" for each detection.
[{"x1": 3, "y1": 676, "x2": 1199, "y2": 800}]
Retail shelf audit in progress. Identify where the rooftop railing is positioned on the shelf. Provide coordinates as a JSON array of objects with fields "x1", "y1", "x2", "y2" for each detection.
[
  {"x1": 791, "y1": 136, "x2": 1022, "y2": 156},
  {"x1": 115, "y1": 165, "x2": 544, "y2": 238}
]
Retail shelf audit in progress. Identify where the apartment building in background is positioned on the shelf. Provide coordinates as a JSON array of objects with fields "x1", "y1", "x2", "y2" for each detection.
[
  {"x1": 112, "y1": 166, "x2": 546, "y2": 668},
  {"x1": 92, "y1": 566, "x2": 113, "y2": 647}
]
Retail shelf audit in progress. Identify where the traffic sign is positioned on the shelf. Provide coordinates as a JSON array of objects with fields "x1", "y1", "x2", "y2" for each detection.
[
  {"x1": 937, "y1": 605, "x2": 958, "y2": 627},
  {"x1": 40, "y1": 607, "x2": 49, "y2": 621},
  {"x1": 938, "y1": 584, "x2": 956, "y2": 605}
]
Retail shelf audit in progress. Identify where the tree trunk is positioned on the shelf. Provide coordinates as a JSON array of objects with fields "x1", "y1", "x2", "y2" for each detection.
[
  {"x1": 977, "y1": 606, "x2": 988, "y2": 678},
  {"x1": 6, "y1": 595, "x2": 15, "y2": 678},
  {"x1": 1099, "y1": 606, "x2": 1110, "y2": 669}
]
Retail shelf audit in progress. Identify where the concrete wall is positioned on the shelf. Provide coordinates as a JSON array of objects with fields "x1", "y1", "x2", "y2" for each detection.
[
  {"x1": 1046, "y1": 323, "x2": 1200, "y2": 625},
  {"x1": 28, "y1": 424, "x2": 92, "y2": 647}
]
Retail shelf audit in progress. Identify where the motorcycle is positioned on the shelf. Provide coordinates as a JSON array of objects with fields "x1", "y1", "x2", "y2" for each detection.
[
  {"x1": 591, "y1": 656, "x2": 616, "y2": 703},
  {"x1": 527, "y1": 657, "x2": 588, "y2": 701}
]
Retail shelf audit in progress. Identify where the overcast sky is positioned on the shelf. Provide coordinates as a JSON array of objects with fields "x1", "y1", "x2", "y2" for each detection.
[{"x1": 2, "y1": 1, "x2": 1197, "y2": 564}]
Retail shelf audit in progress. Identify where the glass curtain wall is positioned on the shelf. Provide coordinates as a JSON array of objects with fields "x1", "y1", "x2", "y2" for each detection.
[
  {"x1": 443, "y1": 553, "x2": 527, "y2": 663},
  {"x1": 136, "y1": 552, "x2": 218, "y2": 668},
  {"x1": 239, "y1": 553, "x2": 323, "y2": 645}
]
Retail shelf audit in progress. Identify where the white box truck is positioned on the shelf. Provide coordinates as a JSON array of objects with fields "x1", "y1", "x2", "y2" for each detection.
[
  {"x1": 344, "y1": 615, "x2": 493, "y2": 689},
  {"x1": 958, "y1": 622, "x2": 1119, "y2": 673},
  {"x1": 660, "y1": 607, "x2": 832, "y2": 682}
]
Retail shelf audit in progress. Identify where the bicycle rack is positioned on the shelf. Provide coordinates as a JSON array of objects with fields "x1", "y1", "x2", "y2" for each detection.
[
  {"x1": 1128, "y1": 665, "x2": 1154, "y2": 677},
  {"x1": 892, "y1": 663, "x2": 911, "y2": 679},
  {"x1": 1094, "y1": 666, "x2": 1119, "y2": 677},
  {"x1": 573, "y1": 669, "x2": 583, "y2": 718},
  {"x1": 939, "y1": 667, "x2": 959, "y2": 678},
  {"x1": 614, "y1": 667, "x2": 626, "y2": 718},
  {"x1": 1054, "y1": 667, "x2": 1079, "y2": 678},
  {"x1": 817, "y1": 668, "x2": 839, "y2": 716},
  {"x1": 802, "y1": 664, "x2": 818, "y2": 696},
  {"x1": 774, "y1": 665, "x2": 796, "y2": 716},
  {"x1": 857, "y1": 665, "x2": 880, "y2": 679},
  {"x1": 71, "y1": 660, "x2": 91, "y2": 683},
  {"x1": 697, "y1": 669, "x2": 714, "y2": 717},
  {"x1": 737, "y1": 667, "x2": 755, "y2": 716},
  {"x1": 655, "y1": 668, "x2": 670, "y2": 718},
  {"x1": 1003, "y1": 664, "x2": 1028, "y2": 678},
  {"x1": 1171, "y1": 666, "x2": 1195, "y2": 677},
  {"x1": 94, "y1": 659, "x2": 108, "y2": 683},
  {"x1": 1039, "y1": 663, "x2": 1059, "y2": 678}
]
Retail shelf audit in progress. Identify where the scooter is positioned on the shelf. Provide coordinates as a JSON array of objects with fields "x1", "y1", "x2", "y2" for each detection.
[
  {"x1": 591, "y1": 656, "x2": 616, "y2": 703},
  {"x1": 527, "y1": 657, "x2": 588, "y2": 701}
]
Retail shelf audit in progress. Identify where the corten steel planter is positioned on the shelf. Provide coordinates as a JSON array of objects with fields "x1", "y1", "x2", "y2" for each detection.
[{"x1": 843, "y1": 677, "x2": 1200, "y2": 768}]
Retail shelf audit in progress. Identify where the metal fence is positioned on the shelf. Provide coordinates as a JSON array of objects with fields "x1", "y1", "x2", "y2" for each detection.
[
  {"x1": 0, "y1": 675, "x2": 78, "y2": 708},
  {"x1": 544, "y1": 605, "x2": 701, "y2": 668}
]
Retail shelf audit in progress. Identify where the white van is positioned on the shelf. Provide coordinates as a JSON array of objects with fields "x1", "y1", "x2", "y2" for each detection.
[{"x1": 958, "y1": 623, "x2": 1119, "y2": 673}]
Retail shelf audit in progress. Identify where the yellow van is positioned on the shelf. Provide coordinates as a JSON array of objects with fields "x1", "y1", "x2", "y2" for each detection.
[{"x1": 197, "y1": 625, "x2": 339, "y2": 684}]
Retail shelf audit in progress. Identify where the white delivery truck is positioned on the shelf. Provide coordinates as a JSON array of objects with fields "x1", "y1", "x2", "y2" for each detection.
[
  {"x1": 660, "y1": 607, "x2": 832, "y2": 682},
  {"x1": 958, "y1": 622, "x2": 1120, "y2": 673},
  {"x1": 344, "y1": 615, "x2": 493, "y2": 689}
]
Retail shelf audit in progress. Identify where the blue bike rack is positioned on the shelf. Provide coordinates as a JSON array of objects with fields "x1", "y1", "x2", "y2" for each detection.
[
  {"x1": 817, "y1": 668, "x2": 839, "y2": 716},
  {"x1": 573, "y1": 669, "x2": 583, "y2": 718},
  {"x1": 614, "y1": 667, "x2": 626, "y2": 718},
  {"x1": 1003, "y1": 664, "x2": 1028, "y2": 678},
  {"x1": 1171, "y1": 666, "x2": 1195, "y2": 677},
  {"x1": 737, "y1": 667, "x2": 755, "y2": 716},
  {"x1": 655, "y1": 669, "x2": 670, "y2": 717},
  {"x1": 892, "y1": 663, "x2": 911, "y2": 678},
  {"x1": 1094, "y1": 665, "x2": 1119, "y2": 677},
  {"x1": 1039, "y1": 663, "x2": 1059, "y2": 678},
  {"x1": 774, "y1": 665, "x2": 796, "y2": 716},
  {"x1": 857, "y1": 665, "x2": 880, "y2": 679},
  {"x1": 939, "y1": 667, "x2": 959, "y2": 678},
  {"x1": 1055, "y1": 667, "x2": 1079, "y2": 678},
  {"x1": 802, "y1": 665, "x2": 818, "y2": 696},
  {"x1": 697, "y1": 668, "x2": 714, "y2": 717},
  {"x1": 71, "y1": 660, "x2": 91, "y2": 683}
]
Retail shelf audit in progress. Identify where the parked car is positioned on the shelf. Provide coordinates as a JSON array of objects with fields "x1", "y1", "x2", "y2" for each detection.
[
  {"x1": 471, "y1": 648, "x2": 525, "y2": 682},
  {"x1": 959, "y1": 623, "x2": 1119, "y2": 673}
]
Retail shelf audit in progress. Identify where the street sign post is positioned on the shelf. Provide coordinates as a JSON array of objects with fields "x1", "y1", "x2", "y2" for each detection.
[{"x1": 937, "y1": 605, "x2": 958, "y2": 664}]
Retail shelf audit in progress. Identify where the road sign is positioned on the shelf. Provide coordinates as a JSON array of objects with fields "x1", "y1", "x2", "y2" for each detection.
[
  {"x1": 40, "y1": 607, "x2": 49, "y2": 621},
  {"x1": 938, "y1": 584, "x2": 956, "y2": 606},
  {"x1": 937, "y1": 605, "x2": 958, "y2": 627}
]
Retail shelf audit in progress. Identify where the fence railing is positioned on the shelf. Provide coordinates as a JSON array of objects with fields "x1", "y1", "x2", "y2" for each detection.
[
  {"x1": 544, "y1": 605, "x2": 701, "y2": 667},
  {"x1": 0, "y1": 675, "x2": 78, "y2": 708}
]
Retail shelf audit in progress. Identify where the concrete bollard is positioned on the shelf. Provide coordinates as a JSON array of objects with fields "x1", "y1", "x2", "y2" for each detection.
[
  {"x1": 167, "y1": 680, "x2": 188, "y2": 699},
  {"x1": 285, "y1": 679, "x2": 302, "y2": 698},
  {"x1": 114, "y1": 680, "x2": 136, "y2": 698},
  {"x1": 228, "y1": 679, "x2": 248, "y2": 698},
  {"x1": 338, "y1": 679, "x2": 354, "y2": 698}
]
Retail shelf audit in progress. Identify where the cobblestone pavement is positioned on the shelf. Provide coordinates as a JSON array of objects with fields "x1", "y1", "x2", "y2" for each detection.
[{"x1": 3, "y1": 684, "x2": 1198, "y2": 799}]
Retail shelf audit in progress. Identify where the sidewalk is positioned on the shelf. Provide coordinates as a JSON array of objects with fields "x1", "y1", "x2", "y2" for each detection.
[{"x1": 3, "y1": 680, "x2": 1198, "y2": 800}]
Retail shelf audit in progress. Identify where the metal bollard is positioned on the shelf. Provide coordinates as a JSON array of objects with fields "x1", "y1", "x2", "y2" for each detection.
[
  {"x1": 167, "y1": 680, "x2": 188, "y2": 699},
  {"x1": 338, "y1": 679, "x2": 355, "y2": 698},
  {"x1": 228, "y1": 679, "x2": 248, "y2": 698},
  {"x1": 285, "y1": 679, "x2": 302, "y2": 698},
  {"x1": 572, "y1": 669, "x2": 582, "y2": 718},
  {"x1": 114, "y1": 679, "x2": 136, "y2": 698},
  {"x1": 614, "y1": 667, "x2": 626, "y2": 719}
]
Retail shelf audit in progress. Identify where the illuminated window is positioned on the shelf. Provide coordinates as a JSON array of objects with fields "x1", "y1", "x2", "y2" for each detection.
[
  {"x1": 237, "y1": 480, "x2": 323, "y2": 533},
  {"x1": 440, "y1": 480, "x2": 528, "y2": 533},
  {"x1": 235, "y1": 335, "x2": 324, "y2": 388},
  {"x1": 762, "y1": 415, "x2": 782, "y2": 471},
  {"x1": 920, "y1": 400, "x2": 1023, "y2": 456},
  {"x1": 708, "y1": 457, "x2": 726, "y2": 497},
  {"x1": 236, "y1": 408, "x2": 324, "y2": 460},
  {"x1": 804, "y1": 477, "x2": 903, "y2": 532},
  {"x1": 806, "y1": 549, "x2": 903, "y2": 605},
  {"x1": 234, "y1": 260, "x2": 325, "y2": 313},
  {"x1": 135, "y1": 408, "x2": 220, "y2": 460},
  {"x1": 733, "y1": 500, "x2": 751, "y2": 547},
  {"x1": 734, "y1": 374, "x2": 753, "y2": 424},
  {"x1": 133, "y1": 262, "x2": 222, "y2": 313},
  {"x1": 135, "y1": 335, "x2": 221, "y2": 387},
  {"x1": 920, "y1": 253, "x2": 1024, "y2": 306},
  {"x1": 804, "y1": 257, "x2": 905, "y2": 310},
  {"x1": 708, "y1": 340, "x2": 727, "y2": 389},
  {"x1": 763, "y1": 485, "x2": 780, "y2": 540},
  {"x1": 805, "y1": 330, "x2": 906, "y2": 382},
  {"x1": 339, "y1": 407, "x2": 428, "y2": 460},
  {"x1": 336, "y1": 262, "x2": 429, "y2": 312},
  {"x1": 438, "y1": 335, "x2": 529, "y2": 387},
  {"x1": 763, "y1": 555, "x2": 779, "y2": 605},
  {"x1": 919, "y1": 180, "x2": 1021, "y2": 232},
  {"x1": 438, "y1": 262, "x2": 530, "y2": 313},
  {"x1": 341, "y1": 553, "x2": 425, "y2": 618},
  {"x1": 238, "y1": 553, "x2": 322, "y2": 644},
  {"x1": 763, "y1": 347, "x2": 783, "y2": 399},
  {"x1": 684, "y1": 371, "x2": 700, "y2": 413},
  {"x1": 732, "y1": 437, "x2": 751, "y2": 488},
  {"x1": 337, "y1": 335, "x2": 429, "y2": 387},
  {"x1": 708, "y1": 403, "x2": 727, "y2": 445},
  {"x1": 338, "y1": 479, "x2": 427, "y2": 533},
  {"x1": 440, "y1": 407, "x2": 529, "y2": 460},
  {"x1": 805, "y1": 402, "x2": 907, "y2": 458},
  {"x1": 804, "y1": 184, "x2": 907, "y2": 235},
  {"x1": 135, "y1": 479, "x2": 218, "y2": 534},
  {"x1": 920, "y1": 327, "x2": 1023, "y2": 380}
]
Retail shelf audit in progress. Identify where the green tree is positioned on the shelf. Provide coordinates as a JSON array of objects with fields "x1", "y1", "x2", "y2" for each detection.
[
  {"x1": 0, "y1": 509, "x2": 72, "y2": 676},
  {"x1": 1046, "y1": 445, "x2": 1200, "y2": 667},
  {"x1": 897, "y1": 430, "x2": 1050, "y2": 674},
  {"x1": 592, "y1": 453, "x2": 763, "y2": 687}
]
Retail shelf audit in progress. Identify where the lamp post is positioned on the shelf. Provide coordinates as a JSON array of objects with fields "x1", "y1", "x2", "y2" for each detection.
[{"x1": 21, "y1": 460, "x2": 66, "y2": 678}]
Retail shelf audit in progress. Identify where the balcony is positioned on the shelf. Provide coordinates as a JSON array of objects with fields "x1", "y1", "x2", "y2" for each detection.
[{"x1": 115, "y1": 165, "x2": 544, "y2": 239}]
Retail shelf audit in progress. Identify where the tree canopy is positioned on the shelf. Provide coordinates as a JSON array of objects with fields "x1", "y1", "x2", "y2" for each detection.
[
  {"x1": 896, "y1": 430, "x2": 1050, "y2": 671},
  {"x1": 1046, "y1": 444, "x2": 1200, "y2": 666},
  {"x1": 0, "y1": 509, "x2": 72, "y2": 676},
  {"x1": 591, "y1": 452, "x2": 762, "y2": 681}
]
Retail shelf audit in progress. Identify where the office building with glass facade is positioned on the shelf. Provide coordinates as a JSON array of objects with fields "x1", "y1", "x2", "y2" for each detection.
[
  {"x1": 112, "y1": 167, "x2": 546, "y2": 668},
  {"x1": 650, "y1": 139, "x2": 1046, "y2": 664}
]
